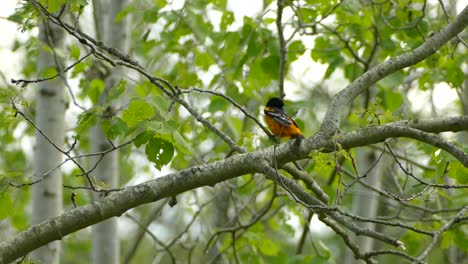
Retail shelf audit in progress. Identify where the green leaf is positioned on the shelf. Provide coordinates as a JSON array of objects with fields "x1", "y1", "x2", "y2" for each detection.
[
  {"x1": 145, "y1": 120, "x2": 163, "y2": 131},
  {"x1": 42, "y1": 67, "x2": 58, "y2": 78},
  {"x1": 143, "y1": 9, "x2": 159, "y2": 23},
  {"x1": 220, "y1": 11, "x2": 234, "y2": 31},
  {"x1": 115, "y1": 3, "x2": 136, "y2": 22},
  {"x1": 101, "y1": 118, "x2": 128, "y2": 139},
  {"x1": 378, "y1": 88, "x2": 403, "y2": 111},
  {"x1": 208, "y1": 97, "x2": 229, "y2": 112},
  {"x1": 159, "y1": 120, "x2": 178, "y2": 134},
  {"x1": 447, "y1": 66, "x2": 464, "y2": 87},
  {"x1": 108, "y1": 79, "x2": 126, "y2": 102},
  {"x1": 154, "y1": 0, "x2": 167, "y2": 9},
  {"x1": 134, "y1": 130, "x2": 155, "y2": 148},
  {"x1": 135, "y1": 81, "x2": 153, "y2": 98},
  {"x1": 152, "y1": 95, "x2": 170, "y2": 117},
  {"x1": 69, "y1": 44, "x2": 81, "y2": 60},
  {"x1": 453, "y1": 227, "x2": 468, "y2": 252},
  {"x1": 447, "y1": 162, "x2": 468, "y2": 184},
  {"x1": 88, "y1": 79, "x2": 105, "y2": 104},
  {"x1": 122, "y1": 100, "x2": 155, "y2": 127},
  {"x1": 173, "y1": 131, "x2": 191, "y2": 155},
  {"x1": 194, "y1": 49, "x2": 215, "y2": 70},
  {"x1": 261, "y1": 55, "x2": 280, "y2": 79},
  {"x1": 145, "y1": 137, "x2": 174, "y2": 170},
  {"x1": 0, "y1": 193, "x2": 14, "y2": 220},
  {"x1": 258, "y1": 239, "x2": 279, "y2": 256},
  {"x1": 76, "y1": 111, "x2": 97, "y2": 133},
  {"x1": 287, "y1": 40, "x2": 305, "y2": 61},
  {"x1": 46, "y1": 0, "x2": 63, "y2": 13}
]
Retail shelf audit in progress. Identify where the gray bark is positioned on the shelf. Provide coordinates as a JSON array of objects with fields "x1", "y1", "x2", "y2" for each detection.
[
  {"x1": 90, "y1": 1, "x2": 129, "y2": 264},
  {"x1": 31, "y1": 21, "x2": 66, "y2": 264}
]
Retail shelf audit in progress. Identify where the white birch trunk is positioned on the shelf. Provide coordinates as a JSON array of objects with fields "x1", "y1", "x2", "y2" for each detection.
[
  {"x1": 31, "y1": 22, "x2": 66, "y2": 264},
  {"x1": 90, "y1": 1, "x2": 128, "y2": 263},
  {"x1": 344, "y1": 149, "x2": 381, "y2": 264}
]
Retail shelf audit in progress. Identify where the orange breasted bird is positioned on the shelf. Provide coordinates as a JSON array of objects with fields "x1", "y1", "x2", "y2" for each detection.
[{"x1": 264, "y1": 97, "x2": 304, "y2": 139}]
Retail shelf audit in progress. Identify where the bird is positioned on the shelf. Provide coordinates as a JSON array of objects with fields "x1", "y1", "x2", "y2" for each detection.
[{"x1": 264, "y1": 97, "x2": 304, "y2": 139}]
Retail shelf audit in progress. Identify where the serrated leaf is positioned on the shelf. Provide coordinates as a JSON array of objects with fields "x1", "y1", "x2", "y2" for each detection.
[{"x1": 122, "y1": 100, "x2": 155, "y2": 127}]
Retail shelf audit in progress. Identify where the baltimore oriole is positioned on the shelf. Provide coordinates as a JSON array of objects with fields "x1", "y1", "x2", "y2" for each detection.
[{"x1": 264, "y1": 97, "x2": 304, "y2": 139}]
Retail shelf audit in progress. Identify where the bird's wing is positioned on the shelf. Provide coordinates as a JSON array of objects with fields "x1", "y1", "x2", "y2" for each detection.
[{"x1": 264, "y1": 107, "x2": 293, "y2": 126}]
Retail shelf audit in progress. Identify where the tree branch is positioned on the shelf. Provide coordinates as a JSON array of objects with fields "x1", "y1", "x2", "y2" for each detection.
[
  {"x1": 1, "y1": 115, "x2": 467, "y2": 262},
  {"x1": 319, "y1": 6, "x2": 468, "y2": 134}
]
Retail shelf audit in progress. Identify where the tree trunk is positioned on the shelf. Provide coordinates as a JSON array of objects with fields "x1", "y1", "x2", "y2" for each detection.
[
  {"x1": 31, "y1": 21, "x2": 66, "y2": 264},
  {"x1": 344, "y1": 149, "x2": 381, "y2": 264},
  {"x1": 90, "y1": 1, "x2": 129, "y2": 264}
]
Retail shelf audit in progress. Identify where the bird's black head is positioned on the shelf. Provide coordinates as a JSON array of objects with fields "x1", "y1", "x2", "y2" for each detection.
[{"x1": 266, "y1": 97, "x2": 284, "y2": 108}]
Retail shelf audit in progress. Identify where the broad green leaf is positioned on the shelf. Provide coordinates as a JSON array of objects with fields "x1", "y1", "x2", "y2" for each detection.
[
  {"x1": 115, "y1": 3, "x2": 136, "y2": 22},
  {"x1": 208, "y1": 97, "x2": 229, "y2": 112},
  {"x1": 76, "y1": 111, "x2": 98, "y2": 133},
  {"x1": 88, "y1": 79, "x2": 105, "y2": 104},
  {"x1": 145, "y1": 137, "x2": 174, "y2": 170},
  {"x1": 287, "y1": 40, "x2": 306, "y2": 61},
  {"x1": 101, "y1": 118, "x2": 128, "y2": 139},
  {"x1": 194, "y1": 49, "x2": 215, "y2": 70},
  {"x1": 159, "y1": 120, "x2": 178, "y2": 134},
  {"x1": 122, "y1": 100, "x2": 155, "y2": 127},
  {"x1": 378, "y1": 88, "x2": 403, "y2": 111},
  {"x1": 145, "y1": 120, "x2": 163, "y2": 131},
  {"x1": 154, "y1": 0, "x2": 167, "y2": 9},
  {"x1": 258, "y1": 239, "x2": 279, "y2": 256},
  {"x1": 152, "y1": 95, "x2": 169, "y2": 117},
  {"x1": 135, "y1": 81, "x2": 153, "y2": 98},
  {"x1": 0, "y1": 193, "x2": 14, "y2": 220},
  {"x1": 453, "y1": 227, "x2": 468, "y2": 252},
  {"x1": 143, "y1": 9, "x2": 159, "y2": 23},
  {"x1": 173, "y1": 131, "x2": 191, "y2": 155},
  {"x1": 108, "y1": 79, "x2": 126, "y2": 102},
  {"x1": 134, "y1": 130, "x2": 155, "y2": 148},
  {"x1": 45, "y1": 0, "x2": 63, "y2": 13},
  {"x1": 261, "y1": 55, "x2": 280, "y2": 79},
  {"x1": 220, "y1": 11, "x2": 234, "y2": 31},
  {"x1": 42, "y1": 67, "x2": 58, "y2": 78},
  {"x1": 69, "y1": 44, "x2": 81, "y2": 60},
  {"x1": 447, "y1": 66, "x2": 464, "y2": 87},
  {"x1": 447, "y1": 162, "x2": 468, "y2": 184}
]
